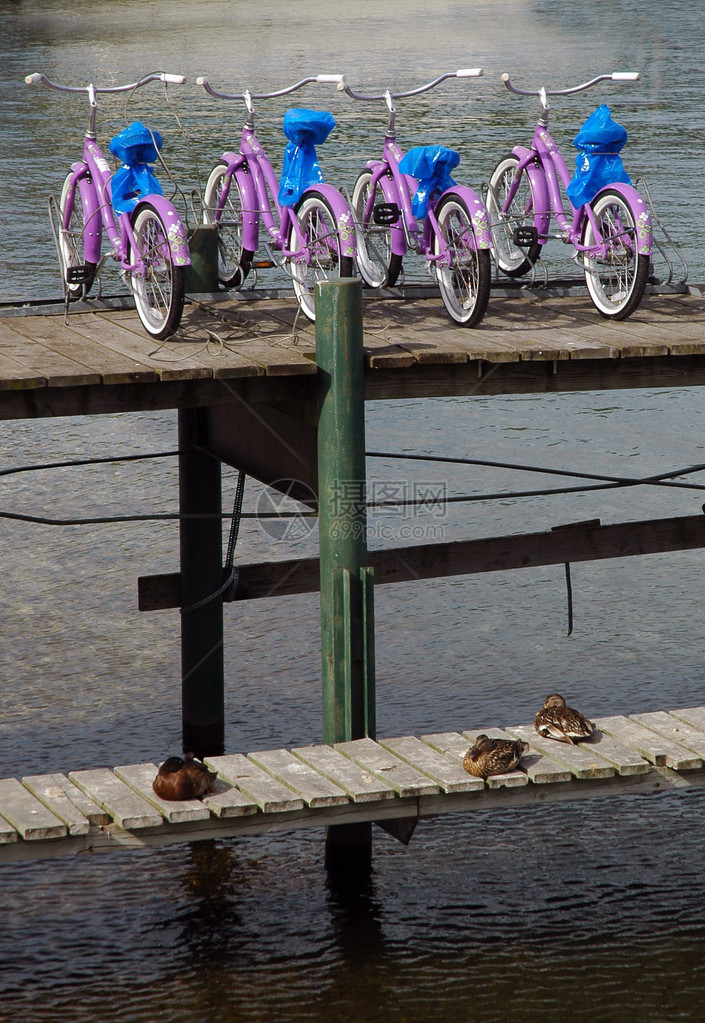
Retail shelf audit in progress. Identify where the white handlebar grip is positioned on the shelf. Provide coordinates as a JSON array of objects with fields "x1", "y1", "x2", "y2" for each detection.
[
  {"x1": 456, "y1": 67, "x2": 484, "y2": 78},
  {"x1": 25, "y1": 73, "x2": 43, "y2": 85},
  {"x1": 161, "y1": 74, "x2": 186, "y2": 85},
  {"x1": 196, "y1": 76, "x2": 207, "y2": 87},
  {"x1": 316, "y1": 74, "x2": 344, "y2": 84},
  {"x1": 612, "y1": 72, "x2": 640, "y2": 81},
  {"x1": 501, "y1": 72, "x2": 511, "y2": 83}
]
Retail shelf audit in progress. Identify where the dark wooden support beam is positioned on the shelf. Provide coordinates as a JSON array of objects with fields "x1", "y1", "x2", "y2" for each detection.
[
  {"x1": 178, "y1": 408, "x2": 224, "y2": 759},
  {"x1": 139, "y1": 512, "x2": 705, "y2": 610},
  {"x1": 202, "y1": 400, "x2": 318, "y2": 504}
]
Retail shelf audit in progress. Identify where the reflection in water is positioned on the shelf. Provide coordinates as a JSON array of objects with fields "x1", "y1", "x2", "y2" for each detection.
[{"x1": 160, "y1": 841, "x2": 245, "y2": 966}]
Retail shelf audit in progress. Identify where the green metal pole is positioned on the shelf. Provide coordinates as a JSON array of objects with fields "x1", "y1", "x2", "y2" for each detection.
[
  {"x1": 316, "y1": 278, "x2": 375, "y2": 870},
  {"x1": 178, "y1": 407, "x2": 225, "y2": 758}
]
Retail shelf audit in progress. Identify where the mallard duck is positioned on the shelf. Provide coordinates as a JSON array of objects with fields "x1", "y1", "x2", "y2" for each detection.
[
  {"x1": 463, "y1": 734, "x2": 529, "y2": 779},
  {"x1": 534, "y1": 693, "x2": 595, "y2": 744},
  {"x1": 152, "y1": 752, "x2": 217, "y2": 801}
]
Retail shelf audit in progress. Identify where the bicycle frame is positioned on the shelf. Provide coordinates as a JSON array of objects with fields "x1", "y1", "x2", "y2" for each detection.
[
  {"x1": 500, "y1": 75, "x2": 652, "y2": 259},
  {"x1": 344, "y1": 72, "x2": 492, "y2": 263},
  {"x1": 25, "y1": 73, "x2": 191, "y2": 285},
  {"x1": 198, "y1": 77, "x2": 356, "y2": 263}
]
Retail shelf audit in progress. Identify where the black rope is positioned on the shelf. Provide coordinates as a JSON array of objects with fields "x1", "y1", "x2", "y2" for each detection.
[
  {"x1": 564, "y1": 563, "x2": 574, "y2": 637},
  {"x1": 225, "y1": 470, "x2": 246, "y2": 601},
  {"x1": 0, "y1": 450, "x2": 183, "y2": 477},
  {"x1": 180, "y1": 471, "x2": 247, "y2": 614},
  {"x1": 367, "y1": 449, "x2": 705, "y2": 492}
]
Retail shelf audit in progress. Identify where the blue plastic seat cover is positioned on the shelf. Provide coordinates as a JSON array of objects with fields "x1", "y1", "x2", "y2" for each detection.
[
  {"x1": 398, "y1": 145, "x2": 460, "y2": 219},
  {"x1": 566, "y1": 104, "x2": 631, "y2": 208},
  {"x1": 109, "y1": 121, "x2": 164, "y2": 215},
  {"x1": 278, "y1": 108, "x2": 335, "y2": 207}
]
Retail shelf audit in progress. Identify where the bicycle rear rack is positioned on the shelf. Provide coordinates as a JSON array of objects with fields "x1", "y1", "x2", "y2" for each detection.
[
  {"x1": 635, "y1": 176, "x2": 688, "y2": 287},
  {"x1": 482, "y1": 176, "x2": 689, "y2": 293}
]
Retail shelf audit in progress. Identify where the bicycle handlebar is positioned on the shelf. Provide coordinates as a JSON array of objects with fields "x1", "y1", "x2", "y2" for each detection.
[
  {"x1": 196, "y1": 74, "x2": 346, "y2": 102},
  {"x1": 24, "y1": 71, "x2": 186, "y2": 93},
  {"x1": 342, "y1": 68, "x2": 483, "y2": 103},
  {"x1": 501, "y1": 71, "x2": 640, "y2": 99}
]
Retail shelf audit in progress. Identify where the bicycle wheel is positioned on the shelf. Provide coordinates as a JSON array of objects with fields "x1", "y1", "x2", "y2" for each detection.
[
  {"x1": 58, "y1": 172, "x2": 97, "y2": 299},
  {"x1": 433, "y1": 193, "x2": 491, "y2": 327},
  {"x1": 203, "y1": 161, "x2": 254, "y2": 289},
  {"x1": 288, "y1": 189, "x2": 355, "y2": 321},
  {"x1": 351, "y1": 169, "x2": 402, "y2": 288},
  {"x1": 582, "y1": 188, "x2": 649, "y2": 320},
  {"x1": 486, "y1": 153, "x2": 542, "y2": 277},
  {"x1": 129, "y1": 202, "x2": 186, "y2": 339}
]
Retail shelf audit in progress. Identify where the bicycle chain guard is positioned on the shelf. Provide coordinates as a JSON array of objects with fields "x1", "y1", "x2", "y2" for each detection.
[{"x1": 373, "y1": 202, "x2": 400, "y2": 226}]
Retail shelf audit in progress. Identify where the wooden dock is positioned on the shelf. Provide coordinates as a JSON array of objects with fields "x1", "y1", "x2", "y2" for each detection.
[
  {"x1": 0, "y1": 284, "x2": 704, "y2": 421},
  {"x1": 3, "y1": 282, "x2": 705, "y2": 867},
  {"x1": 3, "y1": 706, "x2": 705, "y2": 863}
]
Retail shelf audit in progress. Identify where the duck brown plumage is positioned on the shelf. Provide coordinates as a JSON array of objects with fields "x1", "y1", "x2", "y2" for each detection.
[
  {"x1": 152, "y1": 752, "x2": 217, "y2": 801},
  {"x1": 463, "y1": 733, "x2": 529, "y2": 779},
  {"x1": 534, "y1": 693, "x2": 595, "y2": 745}
]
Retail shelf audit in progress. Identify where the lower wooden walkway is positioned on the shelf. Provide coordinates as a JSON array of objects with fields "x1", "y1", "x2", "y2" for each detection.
[{"x1": 4, "y1": 706, "x2": 705, "y2": 864}]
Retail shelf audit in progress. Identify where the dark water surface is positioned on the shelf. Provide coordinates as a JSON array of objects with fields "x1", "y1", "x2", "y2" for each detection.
[{"x1": 2, "y1": 1, "x2": 705, "y2": 1020}]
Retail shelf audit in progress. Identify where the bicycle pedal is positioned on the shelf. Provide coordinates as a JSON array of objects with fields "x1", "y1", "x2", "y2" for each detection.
[
  {"x1": 66, "y1": 266, "x2": 93, "y2": 285},
  {"x1": 512, "y1": 225, "x2": 539, "y2": 247},
  {"x1": 373, "y1": 202, "x2": 400, "y2": 226}
]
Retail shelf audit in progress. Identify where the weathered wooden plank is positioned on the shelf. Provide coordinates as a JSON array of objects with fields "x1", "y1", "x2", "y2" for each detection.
[
  {"x1": 0, "y1": 778, "x2": 67, "y2": 840},
  {"x1": 335, "y1": 738, "x2": 440, "y2": 797},
  {"x1": 594, "y1": 715, "x2": 703, "y2": 770},
  {"x1": 68, "y1": 312, "x2": 213, "y2": 383},
  {"x1": 378, "y1": 735, "x2": 482, "y2": 793},
  {"x1": 5, "y1": 314, "x2": 160, "y2": 385},
  {"x1": 201, "y1": 781, "x2": 259, "y2": 818},
  {"x1": 0, "y1": 810, "x2": 18, "y2": 843},
  {"x1": 114, "y1": 763, "x2": 213, "y2": 824},
  {"x1": 204, "y1": 753, "x2": 304, "y2": 812},
  {"x1": 581, "y1": 731, "x2": 650, "y2": 776},
  {"x1": 68, "y1": 768, "x2": 164, "y2": 829},
  {"x1": 463, "y1": 727, "x2": 570, "y2": 784},
  {"x1": 668, "y1": 706, "x2": 705, "y2": 733},
  {"x1": 248, "y1": 749, "x2": 350, "y2": 807},
  {"x1": 629, "y1": 711, "x2": 705, "y2": 760},
  {"x1": 0, "y1": 320, "x2": 97, "y2": 387},
  {"x1": 504, "y1": 724, "x2": 616, "y2": 779},
  {"x1": 291, "y1": 744, "x2": 396, "y2": 802},
  {"x1": 421, "y1": 732, "x2": 480, "y2": 765},
  {"x1": 22, "y1": 773, "x2": 108, "y2": 834}
]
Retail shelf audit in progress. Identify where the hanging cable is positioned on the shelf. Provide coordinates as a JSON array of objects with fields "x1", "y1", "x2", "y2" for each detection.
[
  {"x1": 225, "y1": 470, "x2": 246, "y2": 601},
  {"x1": 180, "y1": 471, "x2": 247, "y2": 614}
]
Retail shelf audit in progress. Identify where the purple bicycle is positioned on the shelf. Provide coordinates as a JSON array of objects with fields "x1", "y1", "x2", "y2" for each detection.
[
  {"x1": 197, "y1": 74, "x2": 356, "y2": 321},
  {"x1": 343, "y1": 69, "x2": 492, "y2": 328},
  {"x1": 25, "y1": 71, "x2": 191, "y2": 340},
  {"x1": 486, "y1": 72, "x2": 652, "y2": 320}
]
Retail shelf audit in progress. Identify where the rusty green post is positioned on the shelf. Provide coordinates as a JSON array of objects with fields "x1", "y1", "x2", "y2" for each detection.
[
  {"x1": 178, "y1": 407, "x2": 225, "y2": 759},
  {"x1": 316, "y1": 277, "x2": 375, "y2": 870}
]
